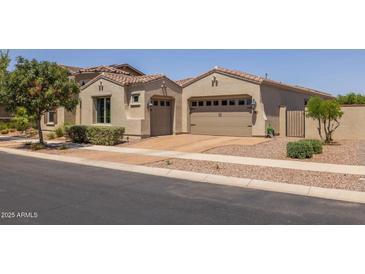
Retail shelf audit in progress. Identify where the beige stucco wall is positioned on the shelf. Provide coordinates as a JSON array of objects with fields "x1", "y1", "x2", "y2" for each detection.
[
  {"x1": 142, "y1": 79, "x2": 182, "y2": 136},
  {"x1": 41, "y1": 107, "x2": 76, "y2": 131},
  {"x1": 78, "y1": 77, "x2": 182, "y2": 137},
  {"x1": 260, "y1": 84, "x2": 311, "y2": 135},
  {"x1": 181, "y1": 72, "x2": 265, "y2": 136},
  {"x1": 305, "y1": 105, "x2": 365, "y2": 140}
]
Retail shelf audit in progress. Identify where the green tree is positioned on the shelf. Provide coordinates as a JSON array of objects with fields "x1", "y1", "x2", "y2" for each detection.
[
  {"x1": 2, "y1": 56, "x2": 80, "y2": 144},
  {"x1": 306, "y1": 96, "x2": 343, "y2": 143},
  {"x1": 337, "y1": 92, "x2": 365, "y2": 104},
  {"x1": 0, "y1": 50, "x2": 10, "y2": 98},
  {"x1": 306, "y1": 96, "x2": 324, "y2": 140}
]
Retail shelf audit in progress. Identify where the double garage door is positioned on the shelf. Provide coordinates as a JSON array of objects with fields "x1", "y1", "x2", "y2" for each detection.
[{"x1": 190, "y1": 97, "x2": 252, "y2": 137}]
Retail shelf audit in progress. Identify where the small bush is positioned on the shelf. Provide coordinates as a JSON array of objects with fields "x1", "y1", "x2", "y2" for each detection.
[
  {"x1": 63, "y1": 122, "x2": 74, "y2": 136},
  {"x1": 47, "y1": 132, "x2": 56, "y2": 140},
  {"x1": 302, "y1": 139, "x2": 323, "y2": 154},
  {"x1": 0, "y1": 121, "x2": 8, "y2": 131},
  {"x1": 30, "y1": 143, "x2": 45, "y2": 151},
  {"x1": 67, "y1": 125, "x2": 124, "y2": 145},
  {"x1": 9, "y1": 128, "x2": 16, "y2": 133},
  {"x1": 67, "y1": 125, "x2": 89, "y2": 143},
  {"x1": 86, "y1": 126, "x2": 125, "y2": 146},
  {"x1": 287, "y1": 141, "x2": 314, "y2": 159},
  {"x1": 55, "y1": 126, "x2": 64, "y2": 137},
  {"x1": 1, "y1": 129, "x2": 9, "y2": 134},
  {"x1": 266, "y1": 124, "x2": 275, "y2": 136}
]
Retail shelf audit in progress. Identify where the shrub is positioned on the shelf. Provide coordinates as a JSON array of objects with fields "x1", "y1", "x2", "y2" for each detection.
[
  {"x1": 1, "y1": 129, "x2": 9, "y2": 134},
  {"x1": 30, "y1": 143, "x2": 45, "y2": 151},
  {"x1": 0, "y1": 121, "x2": 8, "y2": 131},
  {"x1": 55, "y1": 126, "x2": 64, "y2": 137},
  {"x1": 67, "y1": 125, "x2": 89, "y2": 143},
  {"x1": 63, "y1": 122, "x2": 74, "y2": 136},
  {"x1": 12, "y1": 107, "x2": 33, "y2": 132},
  {"x1": 67, "y1": 125, "x2": 124, "y2": 146},
  {"x1": 47, "y1": 132, "x2": 56, "y2": 140},
  {"x1": 86, "y1": 126, "x2": 125, "y2": 146},
  {"x1": 266, "y1": 124, "x2": 275, "y2": 136},
  {"x1": 302, "y1": 139, "x2": 323, "y2": 154},
  {"x1": 9, "y1": 128, "x2": 16, "y2": 133},
  {"x1": 287, "y1": 140, "x2": 314, "y2": 159}
]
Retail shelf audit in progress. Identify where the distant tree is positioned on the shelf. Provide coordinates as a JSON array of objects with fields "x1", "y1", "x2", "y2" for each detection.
[
  {"x1": 0, "y1": 50, "x2": 10, "y2": 101},
  {"x1": 2, "y1": 56, "x2": 80, "y2": 144},
  {"x1": 306, "y1": 97, "x2": 343, "y2": 143},
  {"x1": 337, "y1": 92, "x2": 365, "y2": 104}
]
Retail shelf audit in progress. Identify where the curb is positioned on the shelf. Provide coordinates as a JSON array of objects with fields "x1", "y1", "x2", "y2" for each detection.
[{"x1": 1, "y1": 146, "x2": 365, "y2": 204}]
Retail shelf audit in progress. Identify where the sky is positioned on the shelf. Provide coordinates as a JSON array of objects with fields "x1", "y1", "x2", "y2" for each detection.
[{"x1": 5, "y1": 49, "x2": 365, "y2": 95}]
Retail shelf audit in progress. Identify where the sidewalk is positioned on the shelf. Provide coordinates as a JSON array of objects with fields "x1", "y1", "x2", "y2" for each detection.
[
  {"x1": 80, "y1": 145, "x2": 365, "y2": 176},
  {"x1": 1, "y1": 146, "x2": 365, "y2": 204}
]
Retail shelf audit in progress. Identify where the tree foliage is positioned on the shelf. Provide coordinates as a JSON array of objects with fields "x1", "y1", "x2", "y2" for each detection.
[
  {"x1": 1, "y1": 56, "x2": 80, "y2": 144},
  {"x1": 306, "y1": 96, "x2": 343, "y2": 143},
  {"x1": 337, "y1": 92, "x2": 365, "y2": 104}
]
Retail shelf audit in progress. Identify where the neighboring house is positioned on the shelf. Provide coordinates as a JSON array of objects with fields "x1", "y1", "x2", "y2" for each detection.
[{"x1": 43, "y1": 65, "x2": 333, "y2": 137}]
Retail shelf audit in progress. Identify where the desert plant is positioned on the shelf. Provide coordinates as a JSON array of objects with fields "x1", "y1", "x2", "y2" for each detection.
[
  {"x1": 30, "y1": 143, "x2": 45, "y2": 151},
  {"x1": 266, "y1": 124, "x2": 275, "y2": 137},
  {"x1": 287, "y1": 140, "x2": 314, "y2": 159},
  {"x1": 302, "y1": 139, "x2": 323, "y2": 154},
  {"x1": 47, "y1": 132, "x2": 56, "y2": 140},
  {"x1": 55, "y1": 126, "x2": 65, "y2": 137},
  {"x1": 1, "y1": 129, "x2": 9, "y2": 134}
]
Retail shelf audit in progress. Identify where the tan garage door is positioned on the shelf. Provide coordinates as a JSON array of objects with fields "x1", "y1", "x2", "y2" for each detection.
[
  {"x1": 190, "y1": 98, "x2": 252, "y2": 137},
  {"x1": 150, "y1": 99, "x2": 173, "y2": 136}
]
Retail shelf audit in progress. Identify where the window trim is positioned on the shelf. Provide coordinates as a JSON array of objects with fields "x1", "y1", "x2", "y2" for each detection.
[
  {"x1": 95, "y1": 97, "x2": 111, "y2": 124},
  {"x1": 47, "y1": 111, "x2": 57, "y2": 125}
]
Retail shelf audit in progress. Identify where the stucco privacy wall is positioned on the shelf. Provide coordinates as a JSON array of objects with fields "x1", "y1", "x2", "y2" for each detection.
[
  {"x1": 182, "y1": 72, "x2": 265, "y2": 136},
  {"x1": 305, "y1": 105, "x2": 365, "y2": 140},
  {"x1": 261, "y1": 85, "x2": 310, "y2": 135}
]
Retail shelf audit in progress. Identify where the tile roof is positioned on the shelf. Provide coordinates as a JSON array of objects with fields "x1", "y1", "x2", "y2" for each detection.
[
  {"x1": 77, "y1": 65, "x2": 131, "y2": 75},
  {"x1": 175, "y1": 77, "x2": 194, "y2": 86},
  {"x1": 81, "y1": 72, "x2": 165, "y2": 89},
  {"x1": 182, "y1": 66, "x2": 333, "y2": 98}
]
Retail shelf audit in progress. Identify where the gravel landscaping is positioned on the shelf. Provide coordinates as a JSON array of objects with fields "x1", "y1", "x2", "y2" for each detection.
[
  {"x1": 205, "y1": 137, "x2": 362, "y2": 165},
  {"x1": 148, "y1": 158, "x2": 365, "y2": 192}
]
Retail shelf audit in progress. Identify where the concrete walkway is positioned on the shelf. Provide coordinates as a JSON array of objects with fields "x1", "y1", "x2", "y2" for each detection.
[
  {"x1": 1, "y1": 146, "x2": 365, "y2": 205},
  {"x1": 80, "y1": 145, "x2": 365, "y2": 175}
]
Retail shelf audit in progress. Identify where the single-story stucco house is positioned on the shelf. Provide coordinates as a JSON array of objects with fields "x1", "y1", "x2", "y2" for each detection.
[{"x1": 41, "y1": 64, "x2": 333, "y2": 138}]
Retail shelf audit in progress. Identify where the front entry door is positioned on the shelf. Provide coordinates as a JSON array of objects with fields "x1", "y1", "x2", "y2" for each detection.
[{"x1": 150, "y1": 99, "x2": 173, "y2": 136}]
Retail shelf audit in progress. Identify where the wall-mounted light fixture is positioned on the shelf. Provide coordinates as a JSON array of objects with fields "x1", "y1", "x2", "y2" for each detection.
[{"x1": 212, "y1": 76, "x2": 218, "y2": 87}]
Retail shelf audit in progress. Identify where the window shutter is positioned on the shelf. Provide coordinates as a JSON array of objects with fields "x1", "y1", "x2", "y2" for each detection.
[
  {"x1": 44, "y1": 113, "x2": 48, "y2": 124},
  {"x1": 54, "y1": 111, "x2": 58, "y2": 124}
]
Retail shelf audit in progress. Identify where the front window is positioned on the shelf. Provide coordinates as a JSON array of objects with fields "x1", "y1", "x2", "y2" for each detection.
[
  {"x1": 132, "y1": 94, "x2": 140, "y2": 103},
  {"x1": 96, "y1": 97, "x2": 111, "y2": 124},
  {"x1": 48, "y1": 111, "x2": 56, "y2": 124}
]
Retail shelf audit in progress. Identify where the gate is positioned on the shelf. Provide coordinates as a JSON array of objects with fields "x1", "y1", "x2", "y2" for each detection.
[{"x1": 286, "y1": 110, "x2": 305, "y2": 137}]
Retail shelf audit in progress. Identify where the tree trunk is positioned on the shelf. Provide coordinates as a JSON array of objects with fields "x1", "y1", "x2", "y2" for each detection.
[
  {"x1": 36, "y1": 116, "x2": 44, "y2": 144},
  {"x1": 317, "y1": 118, "x2": 323, "y2": 140}
]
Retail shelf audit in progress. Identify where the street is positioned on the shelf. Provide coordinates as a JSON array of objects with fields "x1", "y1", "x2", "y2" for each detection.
[{"x1": 1, "y1": 152, "x2": 365, "y2": 224}]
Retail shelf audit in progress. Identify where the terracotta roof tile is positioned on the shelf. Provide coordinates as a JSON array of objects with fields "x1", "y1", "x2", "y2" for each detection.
[
  {"x1": 175, "y1": 77, "x2": 194, "y2": 86},
  {"x1": 78, "y1": 66, "x2": 131, "y2": 75}
]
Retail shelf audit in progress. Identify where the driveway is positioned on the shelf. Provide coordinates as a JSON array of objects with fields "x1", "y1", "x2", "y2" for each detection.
[
  {"x1": 122, "y1": 134, "x2": 267, "y2": 152},
  {"x1": 1, "y1": 152, "x2": 365, "y2": 225}
]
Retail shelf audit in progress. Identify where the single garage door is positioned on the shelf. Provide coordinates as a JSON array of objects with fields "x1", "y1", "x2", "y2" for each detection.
[
  {"x1": 150, "y1": 98, "x2": 173, "y2": 136},
  {"x1": 190, "y1": 97, "x2": 252, "y2": 137}
]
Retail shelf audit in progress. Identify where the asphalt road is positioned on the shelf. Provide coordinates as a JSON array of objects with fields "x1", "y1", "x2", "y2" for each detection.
[{"x1": 1, "y1": 152, "x2": 365, "y2": 224}]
